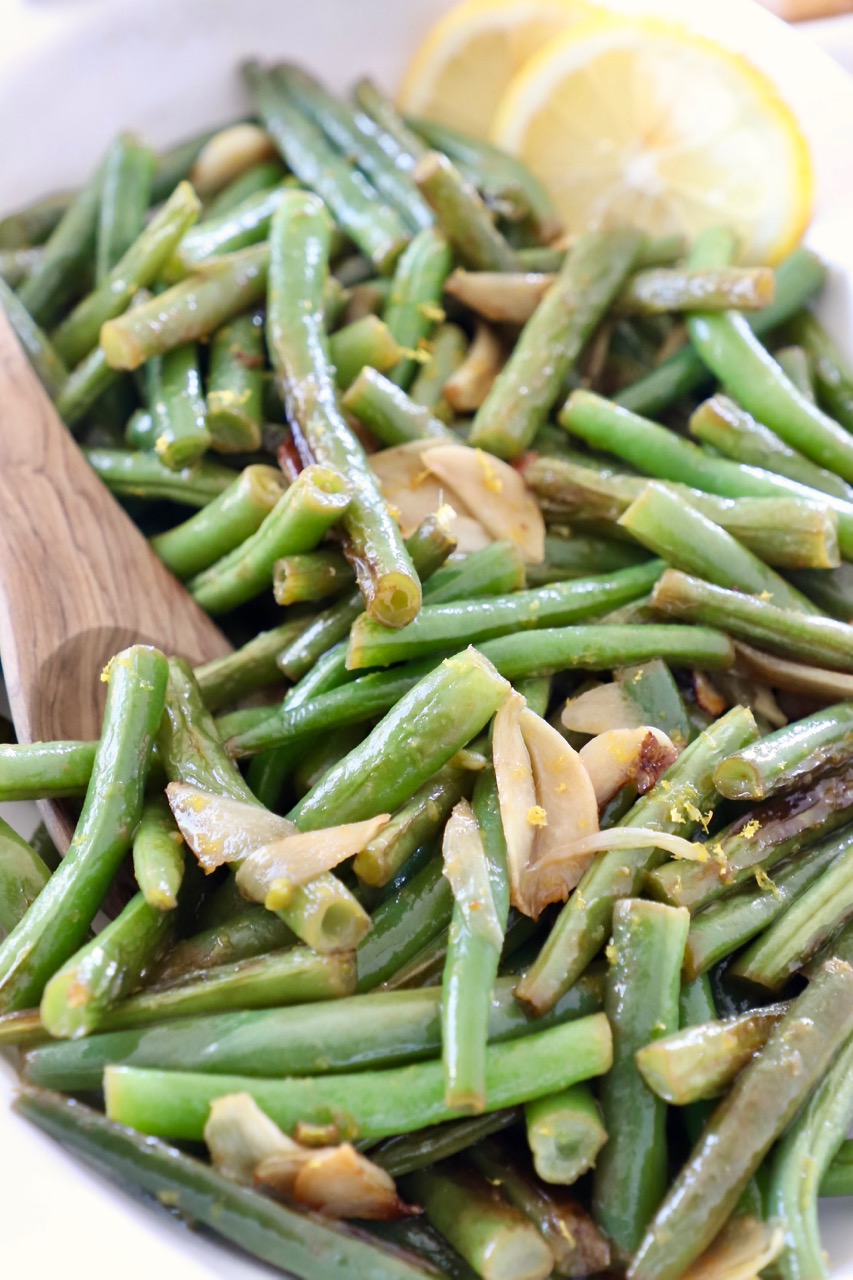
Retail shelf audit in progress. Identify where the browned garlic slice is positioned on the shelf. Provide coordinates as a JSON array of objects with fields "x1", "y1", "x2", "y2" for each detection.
[
  {"x1": 579, "y1": 727, "x2": 678, "y2": 807},
  {"x1": 561, "y1": 682, "x2": 644, "y2": 735},
  {"x1": 235, "y1": 814, "x2": 390, "y2": 909},
  {"x1": 369, "y1": 440, "x2": 490, "y2": 551},
  {"x1": 423, "y1": 444, "x2": 545, "y2": 563},
  {"x1": 680, "y1": 1217, "x2": 785, "y2": 1280},
  {"x1": 258, "y1": 1143, "x2": 416, "y2": 1220},
  {"x1": 166, "y1": 782, "x2": 295, "y2": 872}
]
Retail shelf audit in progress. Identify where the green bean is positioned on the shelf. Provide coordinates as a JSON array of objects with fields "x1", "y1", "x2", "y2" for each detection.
[
  {"x1": 16, "y1": 1090, "x2": 435, "y2": 1280},
  {"x1": 18, "y1": 159, "x2": 104, "y2": 325},
  {"x1": 0, "y1": 276, "x2": 69, "y2": 399},
  {"x1": 413, "y1": 151, "x2": 518, "y2": 273},
  {"x1": 0, "y1": 246, "x2": 44, "y2": 287},
  {"x1": 525, "y1": 1084, "x2": 608, "y2": 1186},
  {"x1": 188, "y1": 465, "x2": 349, "y2": 613},
  {"x1": 194, "y1": 619, "x2": 305, "y2": 712},
  {"x1": 616, "y1": 658, "x2": 693, "y2": 748},
  {"x1": 291, "y1": 648, "x2": 509, "y2": 829},
  {"x1": 101, "y1": 244, "x2": 269, "y2": 369},
  {"x1": 0, "y1": 191, "x2": 71, "y2": 250},
  {"x1": 40, "y1": 890, "x2": 174, "y2": 1039},
  {"x1": 154, "y1": 909, "x2": 294, "y2": 987},
  {"x1": 132, "y1": 794, "x2": 185, "y2": 912},
  {"x1": 616, "y1": 264, "x2": 775, "y2": 314},
  {"x1": 789, "y1": 562, "x2": 853, "y2": 623},
  {"x1": 371, "y1": 1111, "x2": 521, "y2": 1179},
  {"x1": 619, "y1": 481, "x2": 814, "y2": 613},
  {"x1": 0, "y1": 819, "x2": 51, "y2": 935},
  {"x1": 635, "y1": 1005, "x2": 787, "y2": 1105},
  {"x1": 788, "y1": 309, "x2": 853, "y2": 432},
  {"x1": 767, "y1": 1030, "x2": 853, "y2": 1278},
  {"x1": 404, "y1": 114, "x2": 561, "y2": 241},
  {"x1": 731, "y1": 828, "x2": 853, "y2": 988},
  {"x1": 0, "y1": 646, "x2": 168, "y2": 1013},
  {"x1": 646, "y1": 764, "x2": 853, "y2": 911},
  {"x1": 652, "y1": 569, "x2": 853, "y2": 672},
  {"x1": 515, "y1": 704, "x2": 758, "y2": 1014},
  {"x1": 244, "y1": 62, "x2": 408, "y2": 270},
  {"x1": 467, "y1": 1138, "x2": 612, "y2": 1278},
  {"x1": 821, "y1": 1139, "x2": 853, "y2": 1197},
  {"x1": 347, "y1": 561, "x2": 662, "y2": 670},
  {"x1": 276, "y1": 64, "x2": 433, "y2": 234},
  {"x1": 469, "y1": 229, "x2": 643, "y2": 459},
  {"x1": 104, "y1": 1011, "x2": 613, "y2": 1141},
  {"x1": 371, "y1": 1220, "x2": 478, "y2": 1280},
  {"x1": 273, "y1": 549, "x2": 354, "y2": 606},
  {"x1": 593, "y1": 898, "x2": 689, "y2": 1256},
  {"x1": 151, "y1": 464, "x2": 286, "y2": 579},
  {"x1": 683, "y1": 232, "x2": 853, "y2": 482},
  {"x1": 329, "y1": 314, "x2": 403, "y2": 389},
  {"x1": 354, "y1": 766, "x2": 470, "y2": 888},
  {"x1": 205, "y1": 312, "x2": 265, "y2": 452},
  {"x1": 526, "y1": 452, "x2": 841, "y2": 571},
  {"x1": 616, "y1": 247, "x2": 826, "y2": 417},
  {"x1": 561, "y1": 388, "x2": 853, "y2": 559},
  {"x1": 441, "y1": 771, "x2": 509, "y2": 1112},
  {"x1": 169, "y1": 183, "x2": 288, "y2": 275},
  {"x1": 353, "y1": 79, "x2": 429, "y2": 165},
  {"x1": 24, "y1": 972, "x2": 601, "y2": 1092},
  {"x1": 407, "y1": 1162, "x2": 553, "y2": 1280},
  {"x1": 629, "y1": 959, "x2": 853, "y2": 1280},
  {"x1": 357, "y1": 858, "x2": 453, "y2": 992},
  {"x1": 228, "y1": 656, "x2": 442, "y2": 757},
  {"x1": 147, "y1": 340, "x2": 211, "y2": 469},
  {"x1": 382, "y1": 228, "x2": 452, "y2": 388},
  {"x1": 342, "y1": 366, "x2": 455, "y2": 444},
  {"x1": 478, "y1": 622, "x2": 733, "y2": 682},
  {"x1": 55, "y1": 345, "x2": 121, "y2": 427},
  {"x1": 775, "y1": 343, "x2": 815, "y2": 400},
  {"x1": 54, "y1": 181, "x2": 200, "y2": 366},
  {"x1": 164, "y1": 657, "x2": 369, "y2": 956},
  {"x1": 683, "y1": 830, "x2": 846, "y2": 979},
  {"x1": 267, "y1": 190, "x2": 421, "y2": 628},
  {"x1": 715, "y1": 703, "x2": 853, "y2": 801},
  {"x1": 0, "y1": 740, "x2": 96, "y2": 801},
  {"x1": 202, "y1": 159, "x2": 286, "y2": 219},
  {"x1": 689, "y1": 393, "x2": 853, "y2": 503},
  {"x1": 410, "y1": 321, "x2": 467, "y2": 421}
]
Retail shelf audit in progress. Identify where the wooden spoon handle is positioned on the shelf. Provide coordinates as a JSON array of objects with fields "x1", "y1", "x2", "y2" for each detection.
[{"x1": 0, "y1": 309, "x2": 229, "y2": 745}]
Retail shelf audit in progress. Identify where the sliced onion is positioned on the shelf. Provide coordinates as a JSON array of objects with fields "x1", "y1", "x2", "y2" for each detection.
[
  {"x1": 561, "y1": 683, "x2": 644, "y2": 735},
  {"x1": 492, "y1": 692, "x2": 537, "y2": 914},
  {"x1": 441, "y1": 798, "x2": 502, "y2": 950},
  {"x1": 681, "y1": 1217, "x2": 785, "y2": 1280},
  {"x1": 579, "y1": 727, "x2": 678, "y2": 807},
  {"x1": 166, "y1": 782, "x2": 295, "y2": 872},
  {"x1": 423, "y1": 444, "x2": 545, "y2": 564},
  {"x1": 204, "y1": 1093, "x2": 301, "y2": 1184},
  {"x1": 236, "y1": 814, "x2": 390, "y2": 910},
  {"x1": 259, "y1": 1144, "x2": 417, "y2": 1220},
  {"x1": 534, "y1": 827, "x2": 708, "y2": 876}
]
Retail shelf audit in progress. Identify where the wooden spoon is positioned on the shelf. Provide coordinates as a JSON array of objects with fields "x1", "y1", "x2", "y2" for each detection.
[{"x1": 0, "y1": 310, "x2": 231, "y2": 848}]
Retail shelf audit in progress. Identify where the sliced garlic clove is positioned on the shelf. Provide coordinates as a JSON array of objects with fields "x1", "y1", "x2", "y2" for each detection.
[
  {"x1": 423, "y1": 444, "x2": 545, "y2": 564},
  {"x1": 492, "y1": 690, "x2": 537, "y2": 916},
  {"x1": 579, "y1": 727, "x2": 679, "y2": 808},
  {"x1": 166, "y1": 782, "x2": 296, "y2": 872},
  {"x1": 561, "y1": 682, "x2": 644, "y2": 736},
  {"x1": 235, "y1": 814, "x2": 390, "y2": 909}
]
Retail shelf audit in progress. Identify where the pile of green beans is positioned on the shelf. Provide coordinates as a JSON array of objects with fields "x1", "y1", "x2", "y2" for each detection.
[{"x1": 4, "y1": 58, "x2": 853, "y2": 1280}]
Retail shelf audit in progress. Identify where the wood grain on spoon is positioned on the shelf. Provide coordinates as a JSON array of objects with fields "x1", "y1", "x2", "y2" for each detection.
[{"x1": 0, "y1": 309, "x2": 230, "y2": 847}]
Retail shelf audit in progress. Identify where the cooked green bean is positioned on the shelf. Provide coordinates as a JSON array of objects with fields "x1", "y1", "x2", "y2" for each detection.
[
  {"x1": 593, "y1": 898, "x2": 689, "y2": 1255},
  {"x1": 775, "y1": 343, "x2": 815, "y2": 400},
  {"x1": 0, "y1": 646, "x2": 168, "y2": 1013},
  {"x1": 132, "y1": 794, "x2": 185, "y2": 912},
  {"x1": 470, "y1": 229, "x2": 643, "y2": 458},
  {"x1": 629, "y1": 959, "x2": 853, "y2": 1280},
  {"x1": 18, "y1": 159, "x2": 104, "y2": 325},
  {"x1": 715, "y1": 703, "x2": 853, "y2": 801},
  {"x1": 267, "y1": 189, "x2": 422, "y2": 627},
  {"x1": 0, "y1": 276, "x2": 69, "y2": 399},
  {"x1": 194, "y1": 619, "x2": 305, "y2": 712},
  {"x1": 342, "y1": 366, "x2": 455, "y2": 444},
  {"x1": 205, "y1": 312, "x2": 265, "y2": 452},
  {"x1": 188, "y1": 465, "x2": 349, "y2": 613},
  {"x1": 409, "y1": 321, "x2": 467, "y2": 421},
  {"x1": 354, "y1": 765, "x2": 470, "y2": 888},
  {"x1": 329, "y1": 314, "x2": 404, "y2": 389},
  {"x1": 0, "y1": 819, "x2": 51, "y2": 935},
  {"x1": 413, "y1": 151, "x2": 518, "y2": 273},
  {"x1": 169, "y1": 183, "x2": 288, "y2": 275},
  {"x1": 382, "y1": 227, "x2": 452, "y2": 388},
  {"x1": 789, "y1": 309, "x2": 853, "y2": 432},
  {"x1": 103, "y1": 1011, "x2": 613, "y2": 1140},
  {"x1": 525, "y1": 1084, "x2": 608, "y2": 1186},
  {"x1": 273, "y1": 549, "x2": 354, "y2": 606},
  {"x1": 147, "y1": 340, "x2": 211, "y2": 470}
]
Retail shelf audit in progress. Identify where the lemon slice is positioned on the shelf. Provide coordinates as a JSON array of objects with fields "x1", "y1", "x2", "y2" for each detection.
[
  {"x1": 398, "y1": 0, "x2": 600, "y2": 140},
  {"x1": 491, "y1": 16, "x2": 814, "y2": 263}
]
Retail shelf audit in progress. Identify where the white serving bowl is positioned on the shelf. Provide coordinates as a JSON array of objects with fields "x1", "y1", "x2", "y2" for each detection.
[{"x1": 0, "y1": 0, "x2": 852, "y2": 1275}]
